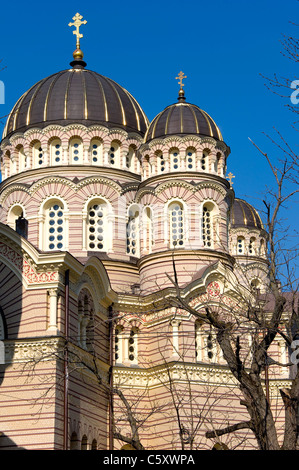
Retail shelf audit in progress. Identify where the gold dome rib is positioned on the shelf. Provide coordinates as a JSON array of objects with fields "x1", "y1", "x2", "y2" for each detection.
[
  {"x1": 64, "y1": 72, "x2": 73, "y2": 120},
  {"x1": 44, "y1": 73, "x2": 62, "y2": 122},
  {"x1": 188, "y1": 104, "x2": 199, "y2": 133},
  {"x1": 165, "y1": 106, "x2": 175, "y2": 136},
  {"x1": 81, "y1": 71, "x2": 88, "y2": 120},
  {"x1": 122, "y1": 88, "x2": 141, "y2": 132},
  {"x1": 105, "y1": 78, "x2": 126, "y2": 126},
  {"x1": 200, "y1": 109, "x2": 213, "y2": 137},
  {"x1": 94, "y1": 75, "x2": 108, "y2": 122},
  {"x1": 26, "y1": 78, "x2": 48, "y2": 126}
]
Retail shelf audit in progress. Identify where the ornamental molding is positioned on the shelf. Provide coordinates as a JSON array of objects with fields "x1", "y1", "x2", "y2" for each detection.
[
  {"x1": 155, "y1": 180, "x2": 195, "y2": 195},
  {"x1": 242, "y1": 262, "x2": 270, "y2": 274},
  {"x1": 0, "y1": 184, "x2": 31, "y2": 205},
  {"x1": 113, "y1": 362, "x2": 239, "y2": 389},
  {"x1": 4, "y1": 337, "x2": 109, "y2": 376},
  {"x1": 113, "y1": 362, "x2": 292, "y2": 391},
  {"x1": 75, "y1": 176, "x2": 122, "y2": 194},
  {"x1": 194, "y1": 181, "x2": 227, "y2": 197},
  {"x1": 0, "y1": 176, "x2": 123, "y2": 204},
  {"x1": 0, "y1": 240, "x2": 59, "y2": 286},
  {"x1": 4, "y1": 337, "x2": 62, "y2": 364}
]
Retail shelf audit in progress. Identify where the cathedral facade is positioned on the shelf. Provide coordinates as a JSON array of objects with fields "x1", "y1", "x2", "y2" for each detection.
[{"x1": 0, "y1": 15, "x2": 290, "y2": 450}]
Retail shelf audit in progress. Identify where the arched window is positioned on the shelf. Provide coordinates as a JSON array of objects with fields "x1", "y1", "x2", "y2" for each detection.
[
  {"x1": 43, "y1": 200, "x2": 65, "y2": 251},
  {"x1": 169, "y1": 202, "x2": 184, "y2": 248},
  {"x1": 237, "y1": 236, "x2": 245, "y2": 254},
  {"x1": 18, "y1": 146, "x2": 27, "y2": 172},
  {"x1": 128, "y1": 327, "x2": 138, "y2": 364},
  {"x1": 215, "y1": 152, "x2": 221, "y2": 174},
  {"x1": 70, "y1": 138, "x2": 83, "y2": 164},
  {"x1": 70, "y1": 432, "x2": 80, "y2": 450},
  {"x1": 109, "y1": 141, "x2": 120, "y2": 166},
  {"x1": 81, "y1": 435, "x2": 88, "y2": 450},
  {"x1": 50, "y1": 139, "x2": 62, "y2": 165},
  {"x1": 158, "y1": 152, "x2": 165, "y2": 173},
  {"x1": 201, "y1": 150, "x2": 209, "y2": 171},
  {"x1": 202, "y1": 203, "x2": 214, "y2": 248},
  {"x1": 7, "y1": 204, "x2": 25, "y2": 230},
  {"x1": 143, "y1": 206, "x2": 153, "y2": 254},
  {"x1": 186, "y1": 149, "x2": 195, "y2": 170},
  {"x1": 170, "y1": 149, "x2": 180, "y2": 171},
  {"x1": 195, "y1": 322, "x2": 203, "y2": 361},
  {"x1": 115, "y1": 325, "x2": 124, "y2": 363},
  {"x1": 204, "y1": 327, "x2": 217, "y2": 362},
  {"x1": 91, "y1": 439, "x2": 98, "y2": 450},
  {"x1": 249, "y1": 237, "x2": 256, "y2": 255},
  {"x1": 251, "y1": 278, "x2": 261, "y2": 293},
  {"x1": 126, "y1": 146, "x2": 136, "y2": 171},
  {"x1": 260, "y1": 238, "x2": 266, "y2": 256},
  {"x1": 87, "y1": 201, "x2": 107, "y2": 251},
  {"x1": 78, "y1": 292, "x2": 95, "y2": 351},
  {"x1": 90, "y1": 139, "x2": 102, "y2": 165},
  {"x1": 126, "y1": 205, "x2": 140, "y2": 256},
  {"x1": 32, "y1": 142, "x2": 44, "y2": 167}
]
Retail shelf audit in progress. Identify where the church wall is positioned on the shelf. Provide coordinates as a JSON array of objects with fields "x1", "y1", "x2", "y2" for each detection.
[{"x1": 0, "y1": 352, "x2": 63, "y2": 449}]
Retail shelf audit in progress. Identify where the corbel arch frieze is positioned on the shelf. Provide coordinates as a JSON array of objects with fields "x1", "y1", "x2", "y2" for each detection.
[
  {"x1": 0, "y1": 184, "x2": 31, "y2": 206},
  {"x1": 194, "y1": 181, "x2": 228, "y2": 199},
  {"x1": 155, "y1": 179, "x2": 195, "y2": 196},
  {"x1": 135, "y1": 187, "x2": 156, "y2": 203}
]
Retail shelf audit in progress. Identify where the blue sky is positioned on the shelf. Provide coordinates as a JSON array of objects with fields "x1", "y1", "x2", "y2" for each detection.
[{"x1": 1, "y1": 0, "x2": 298, "y2": 240}]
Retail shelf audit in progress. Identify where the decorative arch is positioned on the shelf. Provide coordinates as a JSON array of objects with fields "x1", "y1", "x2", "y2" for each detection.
[
  {"x1": 83, "y1": 196, "x2": 114, "y2": 252},
  {"x1": 39, "y1": 196, "x2": 68, "y2": 251}
]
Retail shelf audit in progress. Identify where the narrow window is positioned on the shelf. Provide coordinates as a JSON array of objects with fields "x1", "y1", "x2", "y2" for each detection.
[
  {"x1": 202, "y1": 204, "x2": 213, "y2": 247},
  {"x1": 33, "y1": 142, "x2": 44, "y2": 166},
  {"x1": 46, "y1": 203, "x2": 64, "y2": 250},
  {"x1": 237, "y1": 236, "x2": 245, "y2": 254},
  {"x1": 186, "y1": 150, "x2": 194, "y2": 170},
  {"x1": 201, "y1": 150, "x2": 209, "y2": 171},
  {"x1": 87, "y1": 202, "x2": 106, "y2": 251},
  {"x1": 91, "y1": 139, "x2": 102, "y2": 165},
  {"x1": 115, "y1": 326, "x2": 123, "y2": 363},
  {"x1": 249, "y1": 237, "x2": 256, "y2": 255},
  {"x1": 159, "y1": 153, "x2": 165, "y2": 173},
  {"x1": 171, "y1": 150, "x2": 179, "y2": 170},
  {"x1": 128, "y1": 328, "x2": 138, "y2": 364},
  {"x1": 126, "y1": 206, "x2": 140, "y2": 256},
  {"x1": 169, "y1": 202, "x2": 184, "y2": 247},
  {"x1": 50, "y1": 139, "x2": 62, "y2": 165},
  {"x1": 70, "y1": 138, "x2": 83, "y2": 163}
]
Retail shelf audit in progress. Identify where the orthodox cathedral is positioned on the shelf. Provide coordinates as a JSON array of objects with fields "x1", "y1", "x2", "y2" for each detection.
[{"x1": 0, "y1": 14, "x2": 290, "y2": 450}]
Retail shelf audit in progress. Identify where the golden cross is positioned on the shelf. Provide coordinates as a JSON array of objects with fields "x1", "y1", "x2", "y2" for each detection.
[
  {"x1": 227, "y1": 172, "x2": 235, "y2": 185},
  {"x1": 68, "y1": 13, "x2": 87, "y2": 49},
  {"x1": 176, "y1": 71, "x2": 187, "y2": 89}
]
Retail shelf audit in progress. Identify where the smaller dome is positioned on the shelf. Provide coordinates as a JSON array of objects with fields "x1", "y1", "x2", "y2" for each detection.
[
  {"x1": 145, "y1": 95, "x2": 222, "y2": 142},
  {"x1": 230, "y1": 198, "x2": 263, "y2": 230}
]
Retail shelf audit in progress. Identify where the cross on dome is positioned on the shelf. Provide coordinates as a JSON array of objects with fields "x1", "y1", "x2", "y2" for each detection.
[
  {"x1": 68, "y1": 13, "x2": 87, "y2": 65},
  {"x1": 176, "y1": 71, "x2": 187, "y2": 102}
]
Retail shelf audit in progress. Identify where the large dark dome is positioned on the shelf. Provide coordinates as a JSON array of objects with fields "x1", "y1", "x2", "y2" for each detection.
[
  {"x1": 145, "y1": 101, "x2": 222, "y2": 143},
  {"x1": 3, "y1": 67, "x2": 149, "y2": 139},
  {"x1": 230, "y1": 198, "x2": 264, "y2": 230}
]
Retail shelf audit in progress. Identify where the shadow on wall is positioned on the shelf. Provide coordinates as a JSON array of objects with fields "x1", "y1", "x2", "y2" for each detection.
[
  {"x1": 0, "y1": 433, "x2": 26, "y2": 450},
  {"x1": 0, "y1": 230, "x2": 23, "y2": 448}
]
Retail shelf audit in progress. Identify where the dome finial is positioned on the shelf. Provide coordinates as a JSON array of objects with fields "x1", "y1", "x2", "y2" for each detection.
[
  {"x1": 176, "y1": 71, "x2": 187, "y2": 102},
  {"x1": 68, "y1": 13, "x2": 87, "y2": 69}
]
